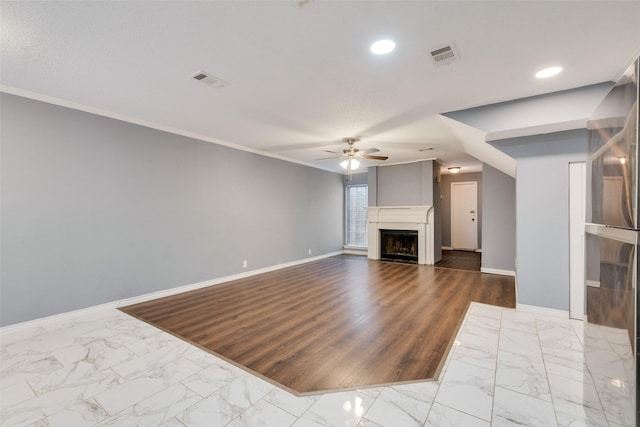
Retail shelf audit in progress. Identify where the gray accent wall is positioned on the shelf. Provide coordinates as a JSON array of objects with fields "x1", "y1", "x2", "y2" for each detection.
[
  {"x1": 0, "y1": 93, "x2": 344, "y2": 326},
  {"x1": 376, "y1": 162, "x2": 423, "y2": 206},
  {"x1": 440, "y1": 172, "x2": 483, "y2": 249},
  {"x1": 491, "y1": 129, "x2": 588, "y2": 311},
  {"x1": 481, "y1": 164, "x2": 516, "y2": 272}
]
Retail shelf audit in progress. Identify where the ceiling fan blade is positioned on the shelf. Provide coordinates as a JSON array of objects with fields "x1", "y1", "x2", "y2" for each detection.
[
  {"x1": 323, "y1": 150, "x2": 340, "y2": 154},
  {"x1": 315, "y1": 155, "x2": 341, "y2": 160},
  {"x1": 362, "y1": 154, "x2": 389, "y2": 160},
  {"x1": 362, "y1": 148, "x2": 380, "y2": 154}
]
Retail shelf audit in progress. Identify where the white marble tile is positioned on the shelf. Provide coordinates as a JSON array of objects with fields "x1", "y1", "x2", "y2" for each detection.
[
  {"x1": 496, "y1": 350, "x2": 551, "y2": 401},
  {"x1": 264, "y1": 388, "x2": 318, "y2": 417},
  {"x1": 499, "y1": 327, "x2": 543, "y2": 361},
  {"x1": 94, "y1": 357, "x2": 202, "y2": 414},
  {"x1": 463, "y1": 311, "x2": 502, "y2": 332},
  {"x1": 180, "y1": 360, "x2": 243, "y2": 398},
  {"x1": 591, "y1": 373, "x2": 635, "y2": 426},
  {"x1": 175, "y1": 392, "x2": 242, "y2": 427},
  {"x1": 450, "y1": 342, "x2": 497, "y2": 371},
  {"x1": 364, "y1": 382, "x2": 437, "y2": 427},
  {"x1": 0, "y1": 386, "x2": 106, "y2": 426},
  {"x1": 27, "y1": 359, "x2": 123, "y2": 398},
  {"x1": 226, "y1": 399, "x2": 297, "y2": 427},
  {"x1": 455, "y1": 328, "x2": 499, "y2": 359},
  {"x1": 159, "y1": 417, "x2": 186, "y2": 427},
  {"x1": 216, "y1": 374, "x2": 275, "y2": 413},
  {"x1": 293, "y1": 390, "x2": 374, "y2": 427},
  {"x1": 433, "y1": 360, "x2": 494, "y2": 421},
  {"x1": 95, "y1": 383, "x2": 201, "y2": 427},
  {"x1": 124, "y1": 331, "x2": 187, "y2": 356},
  {"x1": 0, "y1": 326, "x2": 51, "y2": 348},
  {"x1": 46, "y1": 399, "x2": 109, "y2": 427},
  {"x1": 492, "y1": 386, "x2": 557, "y2": 427},
  {"x1": 2, "y1": 305, "x2": 637, "y2": 427},
  {"x1": 552, "y1": 396, "x2": 609, "y2": 427},
  {"x1": 0, "y1": 356, "x2": 63, "y2": 389},
  {"x1": 468, "y1": 303, "x2": 503, "y2": 320},
  {"x1": 184, "y1": 347, "x2": 225, "y2": 368},
  {"x1": 111, "y1": 339, "x2": 193, "y2": 380},
  {"x1": 501, "y1": 310, "x2": 537, "y2": 334},
  {"x1": 584, "y1": 345, "x2": 628, "y2": 382},
  {"x1": 357, "y1": 418, "x2": 384, "y2": 427},
  {"x1": 547, "y1": 374, "x2": 604, "y2": 414},
  {"x1": 425, "y1": 402, "x2": 490, "y2": 427},
  {"x1": 55, "y1": 339, "x2": 137, "y2": 371},
  {"x1": 0, "y1": 381, "x2": 35, "y2": 410},
  {"x1": 543, "y1": 353, "x2": 589, "y2": 383},
  {"x1": 1, "y1": 330, "x2": 76, "y2": 361},
  {"x1": 539, "y1": 330, "x2": 584, "y2": 361},
  {"x1": 0, "y1": 406, "x2": 47, "y2": 426}
]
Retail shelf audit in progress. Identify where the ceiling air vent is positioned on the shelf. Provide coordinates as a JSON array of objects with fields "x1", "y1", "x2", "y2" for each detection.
[
  {"x1": 429, "y1": 43, "x2": 459, "y2": 68},
  {"x1": 189, "y1": 70, "x2": 227, "y2": 88}
]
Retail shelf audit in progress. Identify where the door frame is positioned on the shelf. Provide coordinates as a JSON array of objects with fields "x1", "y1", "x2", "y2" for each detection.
[
  {"x1": 569, "y1": 162, "x2": 586, "y2": 320},
  {"x1": 451, "y1": 181, "x2": 478, "y2": 251}
]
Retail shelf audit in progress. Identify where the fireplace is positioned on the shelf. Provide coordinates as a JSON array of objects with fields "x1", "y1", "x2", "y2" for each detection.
[
  {"x1": 365, "y1": 206, "x2": 434, "y2": 265},
  {"x1": 380, "y1": 230, "x2": 418, "y2": 263}
]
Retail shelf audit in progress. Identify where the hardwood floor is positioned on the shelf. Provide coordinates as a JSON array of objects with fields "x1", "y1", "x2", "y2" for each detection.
[
  {"x1": 435, "y1": 249, "x2": 481, "y2": 272},
  {"x1": 120, "y1": 255, "x2": 515, "y2": 395}
]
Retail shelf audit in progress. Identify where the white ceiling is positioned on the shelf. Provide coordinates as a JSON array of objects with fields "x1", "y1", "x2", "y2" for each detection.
[{"x1": 2, "y1": 1, "x2": 640, "y2": 175}]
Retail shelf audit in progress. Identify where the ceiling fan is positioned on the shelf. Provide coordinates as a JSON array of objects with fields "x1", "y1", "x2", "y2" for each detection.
[{"x1": 321, "y1": 137, "x2": 388, "y2": 175}]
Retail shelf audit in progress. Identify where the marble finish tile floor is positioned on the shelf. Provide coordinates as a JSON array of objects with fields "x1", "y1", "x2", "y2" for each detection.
[{"x1": 0, "y1": 303, "x2": 632, "y2": 426}]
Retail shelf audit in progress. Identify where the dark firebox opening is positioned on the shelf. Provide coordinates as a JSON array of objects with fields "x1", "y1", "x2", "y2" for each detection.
[{"x1": 380, "y1": 229, "x2": 418, "y2": 264}]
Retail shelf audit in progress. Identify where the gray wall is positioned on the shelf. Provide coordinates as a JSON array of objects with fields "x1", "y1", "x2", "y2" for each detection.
[
  {"x1": 491, "y1": 129, "x2": 588, "y2": 311},
  {"x1": 376, "y1": 162, "x2": 423, "y2": 206},
  {"x1": 481, "y1": 164, "x2": 516, "y2": 272},
  {"x1": 440, "y1": 172, "x2": 483, "y2": 249},
  {"x1": 0, "y1": 93, "x2": 344, "y2": 326},
  {"x1": 369, "y1": 160, "x2": 442, "y2": 261}
]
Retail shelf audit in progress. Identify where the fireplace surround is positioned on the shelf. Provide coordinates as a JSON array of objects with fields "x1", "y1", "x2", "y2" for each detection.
[{"x1": 365, "y1": 206, "x2": 434, "y2": 265}]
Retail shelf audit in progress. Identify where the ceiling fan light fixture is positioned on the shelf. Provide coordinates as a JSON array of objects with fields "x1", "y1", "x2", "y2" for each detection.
[
  {"x1": 448, "y1": 166, "x2": 461, "y2": 173},
  {"x1": 341, "y1": 158, "x2": 360, "y2": 170}
]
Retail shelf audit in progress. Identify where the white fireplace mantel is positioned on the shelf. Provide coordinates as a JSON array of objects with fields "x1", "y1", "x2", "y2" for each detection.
[{"x1": 365, "y1": 206, "x2": 434, "y2": 265}]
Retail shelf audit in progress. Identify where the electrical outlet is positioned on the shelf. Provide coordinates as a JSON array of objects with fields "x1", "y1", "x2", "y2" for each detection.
[
  {"x1": 242, "y1": 260, "x2": 247, "y2": 268},
  {"x1": 308, "y1": 249, "x2": 312, "y2": 255}
]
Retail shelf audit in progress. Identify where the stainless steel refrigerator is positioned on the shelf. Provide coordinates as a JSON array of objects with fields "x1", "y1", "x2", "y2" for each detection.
[{"x1": 586, "y1": 57, "x2": 638, "y2": 426}]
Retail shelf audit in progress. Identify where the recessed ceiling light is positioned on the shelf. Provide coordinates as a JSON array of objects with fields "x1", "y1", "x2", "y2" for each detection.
[
  {"x1": 535, "y1": 66, "x2": 562, "y2": 79},
  {"x1": 370, "y1": 39, "x2": 395, "y2": 55},
  {"x1": 448, "y1": 167, "x2": 461, "y2": 173}
]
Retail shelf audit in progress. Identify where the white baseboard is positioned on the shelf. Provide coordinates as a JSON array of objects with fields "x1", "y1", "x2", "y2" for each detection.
[
  {"x1": 0, "y1": 251, "x2": 344, "y2": 336},
  {"x1": 480, "y1": 267, "x2": 515, "y2": 277},
  {"x1": 343, "y1": 247, "x2": 367, "y2": 256},
  {"x1": 441, "y1": 246, "x2": 482, "y2": 253},
  {"x1": 586, "y1": 280, "x2": 600, "y2": 288},
  {"x1": 516, "y1": 303, "x2": 569, "y2": 319}
]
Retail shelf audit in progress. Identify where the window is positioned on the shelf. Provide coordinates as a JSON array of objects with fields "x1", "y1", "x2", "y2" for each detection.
[{"x1": 345, "y1": 185, "x2": 368, "y2": 247}]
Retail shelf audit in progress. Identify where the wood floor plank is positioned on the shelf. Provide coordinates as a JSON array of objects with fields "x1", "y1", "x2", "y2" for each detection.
[{"x1": 120, "y1": 255, "x2": 515, "y2": 394}]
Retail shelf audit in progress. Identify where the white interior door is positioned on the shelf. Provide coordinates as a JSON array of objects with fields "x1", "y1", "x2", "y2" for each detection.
[
  {"x1": 452, "y1": 181, "x2": 478, "y2": 250},
  {"x1": 569, "y1": 162, "x2": 586, "y2": 320}
]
